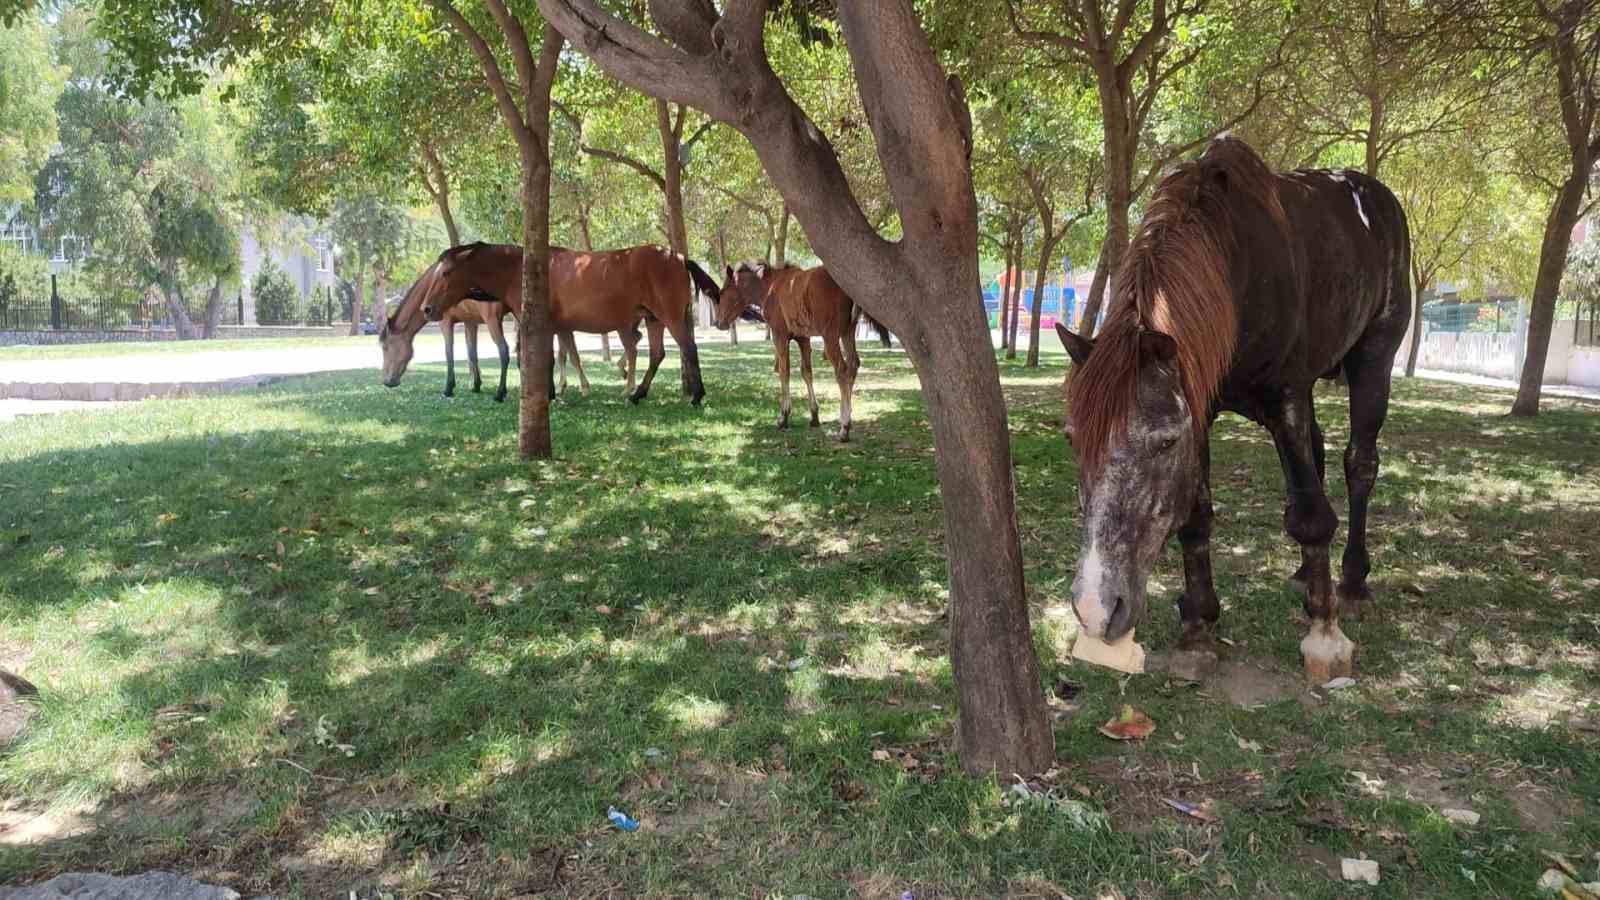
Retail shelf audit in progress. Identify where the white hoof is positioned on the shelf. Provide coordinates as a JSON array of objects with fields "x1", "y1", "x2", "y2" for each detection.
[{"x1": 1301, "y1": 621, "x2": 1354, "y2": 684}]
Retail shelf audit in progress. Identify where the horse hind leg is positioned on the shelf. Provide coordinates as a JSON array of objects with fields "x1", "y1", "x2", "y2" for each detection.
[
  {"x1": 797, "y1": 338, "x2": 820, "y2": 427},
  {"x1": 630, "y1": 319, "x2": 667, "y2": 404},
  {"x1": 558, "y1": 332, "x2": 589, "y2": 397},
  {"x1": 620, "y1": 328, "x2": 640, "y2": 395},
  {"x1": 822, "y1": 333, "x2": 853, "y2": 442},
  {"x1": 486, "y1": 313, "x2": 511, "y2": 403}
]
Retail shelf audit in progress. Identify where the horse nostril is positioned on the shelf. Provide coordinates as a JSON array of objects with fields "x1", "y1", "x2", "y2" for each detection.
[{"x1": 1105, "y1": 595, "x2": 1132, "y2": 639}]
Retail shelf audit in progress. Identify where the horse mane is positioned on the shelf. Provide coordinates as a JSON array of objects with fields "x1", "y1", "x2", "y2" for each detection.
[
  {"x1": 387, "y1": 262, "x2": 439, "y2": 333},
  {"x1": 438, "y1": 241, "x2": 490, "y2": 261},
  {"x1": 1069, "y1": 136, "x2": 1286, "y2": 475}
]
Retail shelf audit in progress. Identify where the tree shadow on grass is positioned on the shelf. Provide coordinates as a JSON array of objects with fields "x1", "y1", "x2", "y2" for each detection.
[{"x1": 1, "y1": 347, "x2": 1596, "y2": 898}]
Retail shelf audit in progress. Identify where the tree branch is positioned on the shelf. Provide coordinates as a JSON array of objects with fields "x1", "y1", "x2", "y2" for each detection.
[{"x1": 430, "y1": 0, "x2": 533, "y2": 155}]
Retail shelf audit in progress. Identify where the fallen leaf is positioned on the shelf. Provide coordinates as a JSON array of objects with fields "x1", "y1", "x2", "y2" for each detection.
[
  {"x1": 1341, "y1": 858, "x2": 1380, "y2": 885},
  {"x1": 156, "y1": 513, "x2": 178, "y2": 526},
  {"x1": 594, "y1": 605, "x2": 614, "y2": 616},
  {"x1": 275, "y1": 541, "x2": 286, "y2": 557},
  {"x1": 1098, "y1": 705, "x2": 1156, "y2": 741},
  {"x1": 1233, "y1": 731, "x2": 1263, "y2": 752},
  {"x1": 872, "y1": 749, "x2": 892, "y2": 762},
  {"x1": 1440, "y1": 808, "x2": 1480, "y2": 826}
]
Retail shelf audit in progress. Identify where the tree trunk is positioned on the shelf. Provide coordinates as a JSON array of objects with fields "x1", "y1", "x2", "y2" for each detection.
[
  {"x1": 658, "y1": 99, "x2": 698, "y2": 391},
  {"x1": 911, "y1": 270, "x2": 1055, "y2": 777},
  {"x1": 1083, "y1": 73, "x2": 1134, "y2": 337},
  {"x1": 1081, "y1": 243, "x2": 1110, "y2": 334},
  {"x1": 1006, "y1": 252, "x2": 1023, "y2": 359},
  {"x1": 774, "y1": 203, "x2": 790, "y2": 265},
  {"x1": 162, "y1": 275, "x2": 198, "y2": 340},
  {"x1": 372, "y1": 270, "x2": 389, "y2": 328},
  {"x1": 1364, "y1": 96, "x2": 1384, "y2": 178},
  {"x1": 1026, "y1": 238, "x2": 1056, "y2": 367},
  {"x1": 534, "y1": 0, "x2": 1054, "y2": 777},
  {"x1": 999, "y1": 236, "x2": 1013, "y2": 349},
  {"x1": 202, "y1": 279, "x2": 224, "y2": 339},
  {"x1": 349, "y1": 257, "x2": 366, "y2": 336},
  {"x1": 1405, "y1": 265, "x2": 1426, "y2": 377},
  {"x1": 425, "y1": 146, "x2": 462, "y2": 246},
  {"x1": 1512, "y1": 172, "x2": 1588, "y2": 416}
]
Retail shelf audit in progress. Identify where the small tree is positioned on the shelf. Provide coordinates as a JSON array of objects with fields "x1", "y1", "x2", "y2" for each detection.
[{"x1": 251, "y1": 260, "x2": 300, "y2": 324}]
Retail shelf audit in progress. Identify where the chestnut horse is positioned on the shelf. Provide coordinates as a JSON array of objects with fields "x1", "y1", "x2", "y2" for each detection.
[
  {"x1": 380, "y1": 262, "x2": 624, "y2": 401},
  {"x1": 714, "y1": 262, "x2": 890, "y2": 442},
  {"x1": 410, "y1": 242, "x2": 716, "y2": 405},
  {"x1": 1055, "y1": 136, "x2": 1410, "y2": 685}
]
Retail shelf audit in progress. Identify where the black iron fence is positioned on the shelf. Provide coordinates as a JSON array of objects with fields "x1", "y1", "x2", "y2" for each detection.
[{"x1": 0, "y1": 276, "x2": 149, "y2": 330}]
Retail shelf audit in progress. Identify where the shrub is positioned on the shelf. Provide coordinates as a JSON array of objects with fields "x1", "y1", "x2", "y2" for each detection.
[{"x1": 252, "y1": 260, "x2": 301, "y2": 324}]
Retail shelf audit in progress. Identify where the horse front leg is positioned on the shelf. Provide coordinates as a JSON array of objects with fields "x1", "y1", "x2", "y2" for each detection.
[
  {"x1": 774, "y1": 336, "x2": 793, "y2": 428},
  {"x1": 465, "y1": 321, "x2": 483, "y2": 393},
  {"x1": 1265, "y1": 390, "x2": 1349, "y2": 684},
  {"x1": 441, "y1": 319, "x2": 457, "y2": 398},
  {"x1": 796, "y1": 338, "x2": 820, "y2": 427},
  {"x1": 1170, "y1": 426, "x2": 1223, "y2": 683}
]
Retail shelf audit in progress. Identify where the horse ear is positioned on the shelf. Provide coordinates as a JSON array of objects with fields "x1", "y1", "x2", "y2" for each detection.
[
  {"x1": 725, "y1": 264, "x2": 734, "y2": 281},
  {"x1": 1055, "y1": 322, "x2": 1094, "y2": 366},
  {"x1": 1139, "y1": 330, "x2": 1179, "y2": 362}
]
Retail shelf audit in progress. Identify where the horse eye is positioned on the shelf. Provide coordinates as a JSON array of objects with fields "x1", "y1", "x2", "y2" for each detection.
[{"x1": 1158, "y1": 437, "x2": 1179, "y2": 453}]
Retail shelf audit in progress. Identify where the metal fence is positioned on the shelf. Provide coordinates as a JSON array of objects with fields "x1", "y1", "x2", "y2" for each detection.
[
  {"x1": 0, "y1": 276, "x2": 148, "y2": 330},
  {"x1": 1419, "y1": 299, "x2": 1521, "y2": 334}
]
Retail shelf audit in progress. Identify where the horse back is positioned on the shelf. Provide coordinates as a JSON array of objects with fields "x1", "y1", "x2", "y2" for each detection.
[
  {"x1": 772, "y1": 266, "x2": 851, "y2": 338},
  {"x1": 1227, "y1": 170, "x2": 1411, "y2": 398}
]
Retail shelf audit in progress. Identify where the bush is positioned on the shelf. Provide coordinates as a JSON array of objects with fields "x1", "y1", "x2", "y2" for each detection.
[{"x1": 252, "y1": 261, "x2": 301, "y2": 324}]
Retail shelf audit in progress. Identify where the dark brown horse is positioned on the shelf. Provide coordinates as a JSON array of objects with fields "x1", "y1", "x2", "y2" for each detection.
[
  {"x1": 714, "y1": 262, "x2": 889, "y2": 441},
  {"x1": 1055, "y1": 137, "x2": 1410, "y2": 685},
  {"x1": 409, "y1": 243, "x2": 716, "y2": 405}
]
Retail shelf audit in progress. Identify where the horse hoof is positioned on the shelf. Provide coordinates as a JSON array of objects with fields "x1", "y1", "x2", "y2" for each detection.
[
  {"x1": 1300, "y1": 621, "x2": 1355, "y2": 685},
  {"x1": 809, "y1": 414, "x2": 820, "y2": 428},
  {"x1": 1167, "y1": 646, "x2": 1220, "y2": 683},
  {"x1": 494, "y1": 392, "x2": 506, "y2": 403},
  {"x1": 776, "y1": 418, "x2": 790, "y2": 430},
  {"x1": 836, "y1": 428, "x2": 851, "y2": 443},
  {"x1": 691, "y1": 394, "x2": 705, "y2": 407},
  {"x1": 1337, "y1": 583, "x2": 1371, "y2": 621},
  {"x1": 443, "y1": 390, "x2": 454, "y2": 399},
  {"x1": 472, "y1": 384, "x2": 482, "y2": 393}
]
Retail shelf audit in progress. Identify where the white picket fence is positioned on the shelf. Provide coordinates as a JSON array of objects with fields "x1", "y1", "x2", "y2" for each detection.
[{"x1": 1415, "y1": 329, "x2": 1522, "y2": 379}]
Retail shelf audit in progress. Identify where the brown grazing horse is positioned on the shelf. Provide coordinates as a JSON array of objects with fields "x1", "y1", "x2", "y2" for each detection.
[
  {"x1": 413, "y1": 242, "x2": 716, "y2": 405},
  {"x1": 714, "y1": 262, "x2": 890, "y2": 441},
  {"x1": 380, "y1": 262, "x2": 624, "y2": 401},
  {"x1": 1055, "y1": 136, "x2": 1410, "y2": 685}
]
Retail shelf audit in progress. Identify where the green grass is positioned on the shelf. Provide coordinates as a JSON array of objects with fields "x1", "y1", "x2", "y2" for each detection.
[{"x1": 1, "y1": 345, "x2": 1596, "y2": 898}]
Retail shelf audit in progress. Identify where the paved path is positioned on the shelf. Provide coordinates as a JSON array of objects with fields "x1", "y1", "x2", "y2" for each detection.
[{"x1": 0, "y1": 330, "x2": 719, "y2": 402}]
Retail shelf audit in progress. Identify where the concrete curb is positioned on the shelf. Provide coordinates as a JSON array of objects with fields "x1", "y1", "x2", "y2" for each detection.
[{"x1": 0, "y1": 376, "x2": 288, "y2": 402}]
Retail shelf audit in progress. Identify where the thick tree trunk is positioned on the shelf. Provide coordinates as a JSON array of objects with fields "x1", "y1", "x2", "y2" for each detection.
[
  {"x1": 1512, "y1": 172, "x2": 1588, "y2": 416},
  {"x1": 202, "y1": 279, "x2": 224, "y2": 339},
  {"x1": 162, "y1": 278, "x2": 198, "y2": 340},
  {"x1": 535, "y1": 0, "x2": 1054, "y2": 777},
  {"x1": 1026, "y1": 238, "x2": 1056, "y2": 367},
  {"x1": 349, "y1": 257, "x2": 366, "y2": 336},
  {"x1": 909, "y1": 268, "x2": 1055, "y2": 777}
]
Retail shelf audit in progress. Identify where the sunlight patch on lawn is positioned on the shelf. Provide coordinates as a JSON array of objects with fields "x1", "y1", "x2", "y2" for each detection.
[{"x1": 659, "y1": 692, "x2": 730, "y2": 732}]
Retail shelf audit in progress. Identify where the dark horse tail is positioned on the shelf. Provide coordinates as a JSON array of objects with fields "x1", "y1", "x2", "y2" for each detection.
[
  {"x1": 683, "y1": 258, "x2": 721, "y2": 305},
  {"x1": 851, "y1": 304, "x2": 892, "y2": 348}
]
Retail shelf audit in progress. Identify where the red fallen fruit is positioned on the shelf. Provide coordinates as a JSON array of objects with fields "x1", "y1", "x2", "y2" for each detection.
[{"x1": 1098, "y1": 705, "x2": 1157, "y2": 741}]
